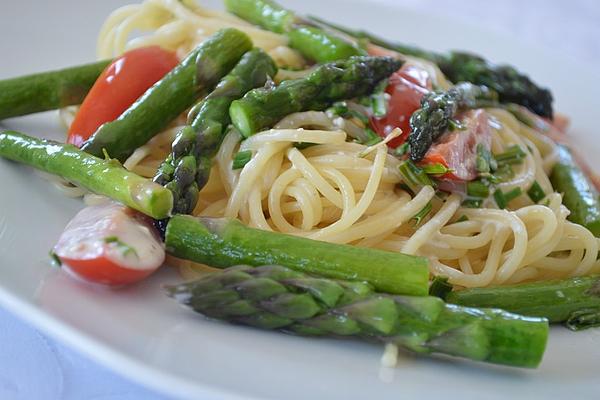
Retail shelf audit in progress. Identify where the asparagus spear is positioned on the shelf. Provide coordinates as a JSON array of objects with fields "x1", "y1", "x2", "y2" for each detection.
[
  {"x1": 308, "y1": 16, "x2": 554, "y2": 119},
  {"x1": 165, "y1": 215, "x2": 429, "y2": 295},
  {"x1": 550, "y1": 145, "x2": 600, "y2": 236},
  {"x1": 446, "y1": 276, "x2": 600, "y2": 331},
  {"x1": 230, "y1": 56, "x2": 402, "y2": 137},
  {"x1": 167, "y1": 264, "x2": 549, "y2": 368},
  {"x1": 154, "y1": 48, "x2": 277, "y2": 215},
  {"x1": 224, "y1": 0, "x2": 364, "y2": 62},
  {"x1": 0, "y1": 131, "x2": 172, "y2": 219},
  {"x1": 81, "y1": 28, "x2": 252, "y2": 162},
  {"x1": 0, "y1": 60, "x2": 110, "y2": 120},
  {"x1": 408, "y1": 82, "x2": 497, "y2": 162}
]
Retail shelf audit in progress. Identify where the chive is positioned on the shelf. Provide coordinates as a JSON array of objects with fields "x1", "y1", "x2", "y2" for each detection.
[
  {"x1": 492, "y1": 164, "x2": 515, "y2": 182},
  {"x1": 49, "y1": 251, "x2": 62, "y2": 268},
  {"x1": 493, "y1": 187, "x2": 522, "y2": 209},
  {"x1": 363, "y1": 128, "x2": 383, "y2": 146},
  {"x1": 527, "y1": 181, "x2": 546, "y2": 203},
  {"x1": 104, "y1": 236, "x2": 138, "y2": 257},
  {"x1": 494, "y1": 145, "x2": 526, "y2": 165},
  {"x1": 462, "y1": 198, "x2": 483, "y2": 208},
  {"x1": 398, "y1": 160, "x2": 434, "y2": 194},
  {"x1": 370, "y1": 78, "x2": 389, "y2": 118},
  {"x1": 448, "y1": 119, "x2": 466, "y2": 131},
  {"x1": 412, "y1": 201, "x2": 432, "y2": 225},
  {"x1": 475, "y1": 143, "x2": 496, "y2": 173},
  {"x1": 466, "y1": 181, "x2": 490, "y2": 198},
  {"x1": 232, "y1": 150, "x2": 252, "y2": 169},
  {"x1": 429, "y1": 276, "x2": 453, "y2": 300},
  {"x1": 395, "y1": 142, "x2": 410, "y2": 157},
  {"x1": 504, "y1": 187, "x2": 522, "y2": 202},
  {"x1": 422, "y1": 163, "x2": 450, "y2": 175},
  {"x1": 456, "y1": 215, "x2": 469, "y2": 223}
]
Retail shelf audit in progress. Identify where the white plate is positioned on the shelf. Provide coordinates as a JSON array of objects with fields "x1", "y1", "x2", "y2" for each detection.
[{"x1": 1, "y1": 1, "x2": 600, "y2": 399}]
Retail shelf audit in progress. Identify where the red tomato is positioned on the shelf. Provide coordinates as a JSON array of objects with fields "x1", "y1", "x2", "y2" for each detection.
[
  {"x1": 54, "y1": 203, "x2": 165, "y2": 286},
  {"x1": 370, "y1": 64, "x2": 432, "y2": 148},
  {"x1": 67, "y1": 46, "x2": 179, "y2": 147}
]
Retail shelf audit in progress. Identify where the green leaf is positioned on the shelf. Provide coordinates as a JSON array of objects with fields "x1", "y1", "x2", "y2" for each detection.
[{"x1": 527, "y1": 180, "x2": 546, "y2": 203}]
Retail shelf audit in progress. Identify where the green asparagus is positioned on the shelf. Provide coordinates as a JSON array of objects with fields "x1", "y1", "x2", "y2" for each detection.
[
  {"x1": 230, "y1": 56, "x2": 402, "y2": 137},
  {"x1": 550, "y1": 145, "x2": 600, "y2": 236},
  {"x1": 408, "y1": 82, "x2": 497, "y2": 162},
  {"x1": 154, "y1": 48, "x2": 277, "y2": 215},
  {"x1": 167, "y1": 264, "x2": 548, "y2": 368},
  {"x1": 164, "y1": 215, "x2": 429, "y2": 295},
  {"x1": 0, "y1": 131, "x2": 172, "y2": 219},
  {"x1": 81, "y1": 28, "x2": 252, "y2": 162},
  {"x1": 224, "y1": 0, "x2": 364, "y2": 63},
  {"x1": 0, "y1": 60, "x2": 110, "y2": 120},
  {"x1": 446, "y1": 275, "x2": 600, "y2": 331},
  {"x1": 308, "y1": 16, "x2": 554, "y2": 118}
]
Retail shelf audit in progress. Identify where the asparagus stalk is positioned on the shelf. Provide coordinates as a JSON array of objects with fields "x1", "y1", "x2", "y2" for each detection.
[
  {"x1": 308, "y1": 16, "x2": 554, "y2": 119},
  {"x1": 0, "y1": 60, "x2": 110, "y2": 120},
  {"x1": 224, "y1": 0, "x2": 364, "y2": 62},
  {"x1": 154, "y1": 48, "x2": 277, "y2": 215},
  {"x1": 81, "y1": 28, "x2": 252, "y2": 162},
  {"x1": 550, "y1": 145, "x2": 600, "y2": 236},
  {"x1": 230, "y1": 56, "x2": 402, "y2": 137},
  {"x1": 167, "y1": 264, "x2": 549, "y2": 368},
  {"x1": 408, "y1": 82, "x2": 497, "y2": 162},
  {"x1": 0, "y1": 131, "x2": 172, "y2": 219},
  {"x1": 446, "y1": 275, "x2": 600, "y2": 331},
  {"x1": 164, "y1": 215, "x2": 429, "y2": 296}
]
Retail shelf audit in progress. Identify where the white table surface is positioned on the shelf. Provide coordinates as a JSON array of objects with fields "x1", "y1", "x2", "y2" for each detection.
[{"x1": 1, "y1": 1, "x2": 598, "y2": 399}]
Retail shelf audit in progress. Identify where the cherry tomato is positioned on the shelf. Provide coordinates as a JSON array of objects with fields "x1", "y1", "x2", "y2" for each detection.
[
  {"x1": 54, "y1": 202, "x2": 165, "y2": 286},
  {"x1": 370, "y1": 64, "x2": 432, "y2": 148},
  {"x1": 67, "y1": 46, "x2": 179, "y2": 147}
]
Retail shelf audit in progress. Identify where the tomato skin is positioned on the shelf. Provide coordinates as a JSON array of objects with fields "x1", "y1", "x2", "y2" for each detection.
[
  {"x1": 67, "y1": 46, "x2": 179, "y2": 147},
  {"x1": 370, "y1": 65, "x2": 431, "y2": 148},
  {"x1": 60, "y1": 256, "x2": 156, "y2": 286}
]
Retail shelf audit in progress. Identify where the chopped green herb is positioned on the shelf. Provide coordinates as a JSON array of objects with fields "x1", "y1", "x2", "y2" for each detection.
[
  {"x1": 456, "y1": 215, "x2": 469, "y2": 223},
  {"x1": 494, "y1": 145, "x2": 526, "y2": 166},
  {"x1": 398, "y1": 160, "x2": 435, "y2": 194},
  {"x1": 504, "y1": 187, "x2": 523, "y2": 202},
  {"x1": 395, "y1": 142, "x2": 410, "y2": 157},
  {"x1": 49, "y1": 251, "x2": 62, "y2": 268},
  {"x1": 475, "y1": 143, "x2": 497, "y2": 173},
  {"x1": 493, "y1": 187, "x2": 522, "y2": 209},
  {"x1": 491, "y1": 164, "x2": 515, "y2": 182},
  {"x1": 466, "y1": 180, "x2": 490, "y2": 198},
  {"x1": 104, "y1": 236, "x2": 138, "y2": 258},
  {"x1": 422, "y1": 163, "x2": 450, "y2": 175},
  {"x1": 412, "y1": 202, "x2": 432, "y2": 225},
  {"x1": 370, "y1": 79, "x2": 389, "y2": 118},
  {"x1": 429, "y1": 276, "x2": 453, "y2": 299},
  {"x1": 328, "y1": 101, "x2": 370, "y2": 125},
  {"x1": 462, "y1": 198, "x2": 483, "y2": 208},
  {"x1": 448, "y1": 119, "x2": 466, "y2": 131},
  {"x1": 232, "y1": 150, "x2": 252, "y2": 169},
  {"x1": 527, "y1": 181, "x2": 546, "y2": 203},
  {"x1": 363, "y1": 128, "x2": 383, "y2": 146}
]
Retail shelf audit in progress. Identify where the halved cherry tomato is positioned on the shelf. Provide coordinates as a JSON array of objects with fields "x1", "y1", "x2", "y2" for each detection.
[
  {"x1": 369, "y1": 64, "x2": 432, "y2": 148},
  {"x1": 67, "y1": 46, "x2": 179, "y2": 147},
  {"x1": 54, "y1": 202, "x2": 165, "y2": 286},
  {"x1": 420, "y1": 109, "x2": 492, "y2": 181}
]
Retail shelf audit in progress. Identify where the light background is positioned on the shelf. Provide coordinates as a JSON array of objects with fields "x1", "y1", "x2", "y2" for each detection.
[{"x1": 0, "y1": 1, "x2": 598, "y2": 399}]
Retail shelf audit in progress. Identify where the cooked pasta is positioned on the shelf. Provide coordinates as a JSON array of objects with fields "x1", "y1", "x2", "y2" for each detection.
[{"x1": 62, "y1": 0, "x2": 599, "y2": 289}]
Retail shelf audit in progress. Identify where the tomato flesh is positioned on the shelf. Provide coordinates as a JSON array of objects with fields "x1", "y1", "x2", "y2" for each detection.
[
  {"x1": 67, "y1": 46, "x2": 179, "y2": 147},
  {"x1": 370, "y1": 64, "x2": 431, "y2": 148},
  {"x1": 54, "y1": 203, "x2": 165, "y2": 286}
]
